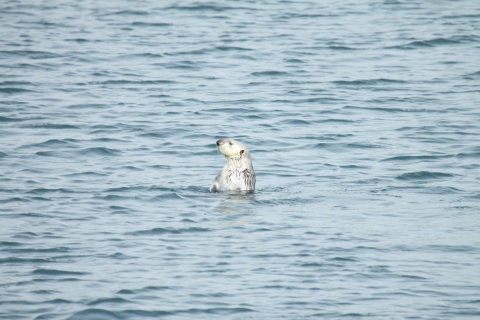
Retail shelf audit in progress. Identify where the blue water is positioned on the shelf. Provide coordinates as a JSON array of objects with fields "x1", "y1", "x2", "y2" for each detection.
[{"x1": 1, "y1": 0, "x2": 480, "y2": 319}]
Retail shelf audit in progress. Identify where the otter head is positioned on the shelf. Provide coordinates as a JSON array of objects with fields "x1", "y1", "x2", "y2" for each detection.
[{"x1": 216, "y1": 139, "x2": 251, "y2": 164}]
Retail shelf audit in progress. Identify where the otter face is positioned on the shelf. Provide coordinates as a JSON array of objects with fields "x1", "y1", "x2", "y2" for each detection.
[{"x1": 216, "y1": 139, "x2": 246, "y2": 159}]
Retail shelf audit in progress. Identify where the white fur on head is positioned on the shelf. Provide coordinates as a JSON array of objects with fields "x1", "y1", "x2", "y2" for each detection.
[{"x1": 217, "y1": 139, "x2": 249, "y2": 160}]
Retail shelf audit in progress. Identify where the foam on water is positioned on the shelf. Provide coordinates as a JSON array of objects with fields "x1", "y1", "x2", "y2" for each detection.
[{"x1": 1, "y1": 0, "x2": 480, "y2": 319}]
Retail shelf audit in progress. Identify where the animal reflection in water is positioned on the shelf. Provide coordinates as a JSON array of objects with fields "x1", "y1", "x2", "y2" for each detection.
[{"x1": 213, "y1": 192, "x2": 256, "y2": 226}]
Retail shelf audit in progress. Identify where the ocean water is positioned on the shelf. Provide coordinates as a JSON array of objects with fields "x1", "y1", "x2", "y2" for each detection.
[{"x1": 1, "y1": 0, "x2": 480, "y2": 319}]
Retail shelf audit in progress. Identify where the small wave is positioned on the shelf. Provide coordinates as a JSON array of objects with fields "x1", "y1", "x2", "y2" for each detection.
[
  {"x1": 250, "y1": 71, "x2": 289, "y2": 77},
  {"x1": 344, "y1": 105, "x2": 443, "y2": 113},
  {"x1": 0, "y1": 241, "x2": 23, "y2": 247},
  {"x1": 463, "y1": 70, "x2": 480, "y2": 80},
  {"x1": 23, "y1": 123, "x2": 79, "y2": 129},
  {"x1": 0, "y1": 197, "x2": 29, "y2": 204},
  {"x1": 88, "y1": 297, "x2": 130, "y2": 306},
  {"x1": 0, "y1": 50, "x2": 61, "y2": 59},
  {"x1": 23, "y1": 139, "x2": 72, "y2": 149},
  {"x1": 0, "y1": 81, "x2": 36, "y2": 86},
  {"x1": 119, "y1": 52, "x2": 164, "y2": 59},
  {"x1": 128, "y1": 227, "x2": 210, "y2": 236},
  {"x1": 381, "y1": 155, "x2": 452, "y2": 162},
  {"x1": 66, "y1": 308, "x2": 122, "y2": 320},
  {"x1": 76, "y1": 147, "x2": 121, "y2": 157},
  {"x1": 0, "y1": 257, "x2": 52, "y2": 264},
  {"x1": 0, "y1": 116, "x2": 24, "y2": 122},
  {"x1": 64, "y1": 38, "x2": 89, "y2": 43},
  {"x1": 279, "y1": 119, "x2": 311, "y2": 125},
  {"x1": 0, "y1": 87, "x2": 35, "y2": 94},
  {"x1": 32, "y1": 268, "x2": 87, "y2": 276},
  {"x1": 387, "y1": 37, "x2": 462, "y2": 49},
  {"x1": 456, "y1": 152, "x2": 480, "y2": 159},
  {"x1": 131, "y1": 22, "x2": 172, "y2": 27},
  {"x1": 108, "y1": 10, "x2": 149, "y2": 16},
  {"x1": 314, "y1": 142, "x2": 381, "y2": 150},
  {"x1": 334, "y1": 78, "x2": 406, "y2": 86},
  {"x1": 159, "y1": 61, "x2": 200, "y2": 70},
  {"x1": 164, "y1": 4, "x2": 252, "y2": 12},
  {"x1": 88, "y1": 79, "x2": 175, "y2": 85},
  {"x1": 396, "y1": 171, "x2": 455, "y2": 181},
  {"x1": 35, "y1": 151, "x2": 63, "y2": 157},
  {"x1": 215, "y1": 45, "x2": 253, "y2": 51},
  {"x1": 67, "y1": 103, "x2": 108, "y2": 109}
]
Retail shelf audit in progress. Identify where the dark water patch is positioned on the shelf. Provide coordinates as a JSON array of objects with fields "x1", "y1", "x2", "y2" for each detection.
[
  {"x1": 35, "y1": 151, "x2": 66, "y2": 158},
  {"x1": 67, "y1": 103, "x2": 108, "y2": 109},
  {"x1": 0, "y1": 81, "x2": 36, "y2": 86},
  {"x1": 119, "y1": 53, "x2": 164, "y2": 60},
  {"x1": 171, "y1": 307, "x2": 254, "y2": 316},
  {"x1": 0, "y1": 241, "x2": 23, "y2": 247},
  {"x1": 381, "y1": 154, "x2": 453, "y2": 162},
  {"x1": 88, "y1": 297, "x2": 131, "y2": 306},
  {"x1": 76, "y1": 147, "x2": 121, "y2": 157},
  {"x1": 64, "y1": 38, "x2": 90, "y2": 43},
  {"x1": 215, "y1": 45, "x2": 253, "y2": 52},
  {"x1": 22, "y1": 123, "x2": 80, "y2": 129},
  {"x1": 164, "y1": 4, "x2": 254, "y2": 12},
  {"x1": 334, "y1": 78, "x2": 406, "y2": 86},
  {"x1": 0, "y1": 152, "x2": 7, "y2": 158},
  {"x1": 166, "y1": 48, "x2": 210, "y2": 56},
  {"x1": 278, "y1": 13, "x2": 338, "y2": 19},
  {"x1": 456, "y1": 152, "x2": 480, "y2": 159},
  {"x1": 314, "y1": 142, "x2": 381, "y2": 151},
  {"x1": 13, "y1": 232, "x2": 38, "y2": 239},
  {"x1": 0, "y1": 116, "x2": 25, "y2": 122},
  {"x1": 107, "y1": 10, "x2": 149, "y2": 16},
  {"x1": 316, "y1": 118, "x2": 355, "y2": 123},
  {"x1": 117, "y1": 289, "x2": 135, "y2": 295},
  {"x1": 21, "y1": 139, "x2": 73, "y2": 149},
  {"x1": 131, "y1": 21, "x2": 172, "y2": 27},
  {"x1": 284, "y1": 58, "x2": 305, "y2": 63},
  {"x1": 11, "y1": 247, "x2": 69, "y2": 254},
  {"x1": 32, "y1": 268, "x2": 87, "y2": 276},
  {"x1": 442, "y1": 14, "x2": 480, "y2": 20},
  {"x1": 0, "y1": 50, "x2": 61, "y2": 59},
  {"x1": 425, "y1": 245, "x2": 478, "y2": 253},
  {"x1": 294, "y1": 134, "x2": 354, "y2": 140},
  {"x1": 279, "y1": 119, "x2": 311, "y2": 125},
  {"x1": 0, "y1": 87, "x2": 35, "y2": 94},
  {"x1": 128, "y1": 227, "x2": 210, "y2": 236},
  {"x1": 396, "y1": 171, "x2": 455, "y2": 181},
  {"x1": 251, "y1": 71, "x2": 289, "y2": 77},
  {"x1": 328, "y1": 45, "x2": 357, "y2": 50},
  {"x1": 341, "y1": 165, "x2": 370, "y2": 169},
  {"x1": 463, "y1": 70, "x2": 480, "y2": 80},
  {"x1": 27, "y1": 188, "x2": 80, "y2": 194},
  {"x1": 66, "y1": 308, "x2": 122, "y2": 320},
  {"x1": 0, "y1": 197, "x2": 29, "y2": 204},
  {"x1": 87, "y1": 79, "x2": 175, "y2": 85},
  {"x1": 99, "y1": 194, "x2": 130, "y2": 201},
  {"x1": 0, "y1": 257, "x2": 53, "y2": 264}
]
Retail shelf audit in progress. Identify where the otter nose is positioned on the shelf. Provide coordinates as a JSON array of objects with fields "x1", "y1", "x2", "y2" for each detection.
[{"x1": 216, "y1": 140, "x2": 222, "y2": 146}]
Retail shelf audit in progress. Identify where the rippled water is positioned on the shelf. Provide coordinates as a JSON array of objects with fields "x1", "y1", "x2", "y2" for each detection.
[{"x1": 1, "y1": 0, "x2": 480, "y2": 319}]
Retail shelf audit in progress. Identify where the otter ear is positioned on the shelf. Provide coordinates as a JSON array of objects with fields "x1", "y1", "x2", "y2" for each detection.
[{"x1": 240, "y1": 150, "x2": 244, "y2": 155}]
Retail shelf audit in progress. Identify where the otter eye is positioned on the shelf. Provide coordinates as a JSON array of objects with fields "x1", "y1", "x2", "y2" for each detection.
[
  {"x1": 229, "y1": 142, "x2": 233, "y2": 146},
  {"x1": 240, "y1": 150, "x2": 244, "y2": 155}
]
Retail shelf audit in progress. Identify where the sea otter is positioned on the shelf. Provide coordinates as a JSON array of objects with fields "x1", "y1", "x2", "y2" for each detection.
[{"x1": 210, "y1": 139, "x2": 256, "y2": 193}]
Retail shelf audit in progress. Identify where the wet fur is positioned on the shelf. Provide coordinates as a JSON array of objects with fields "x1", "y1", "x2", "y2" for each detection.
[{"x1": 210, "y1": 139, "x2": 256, "y2": 192}]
